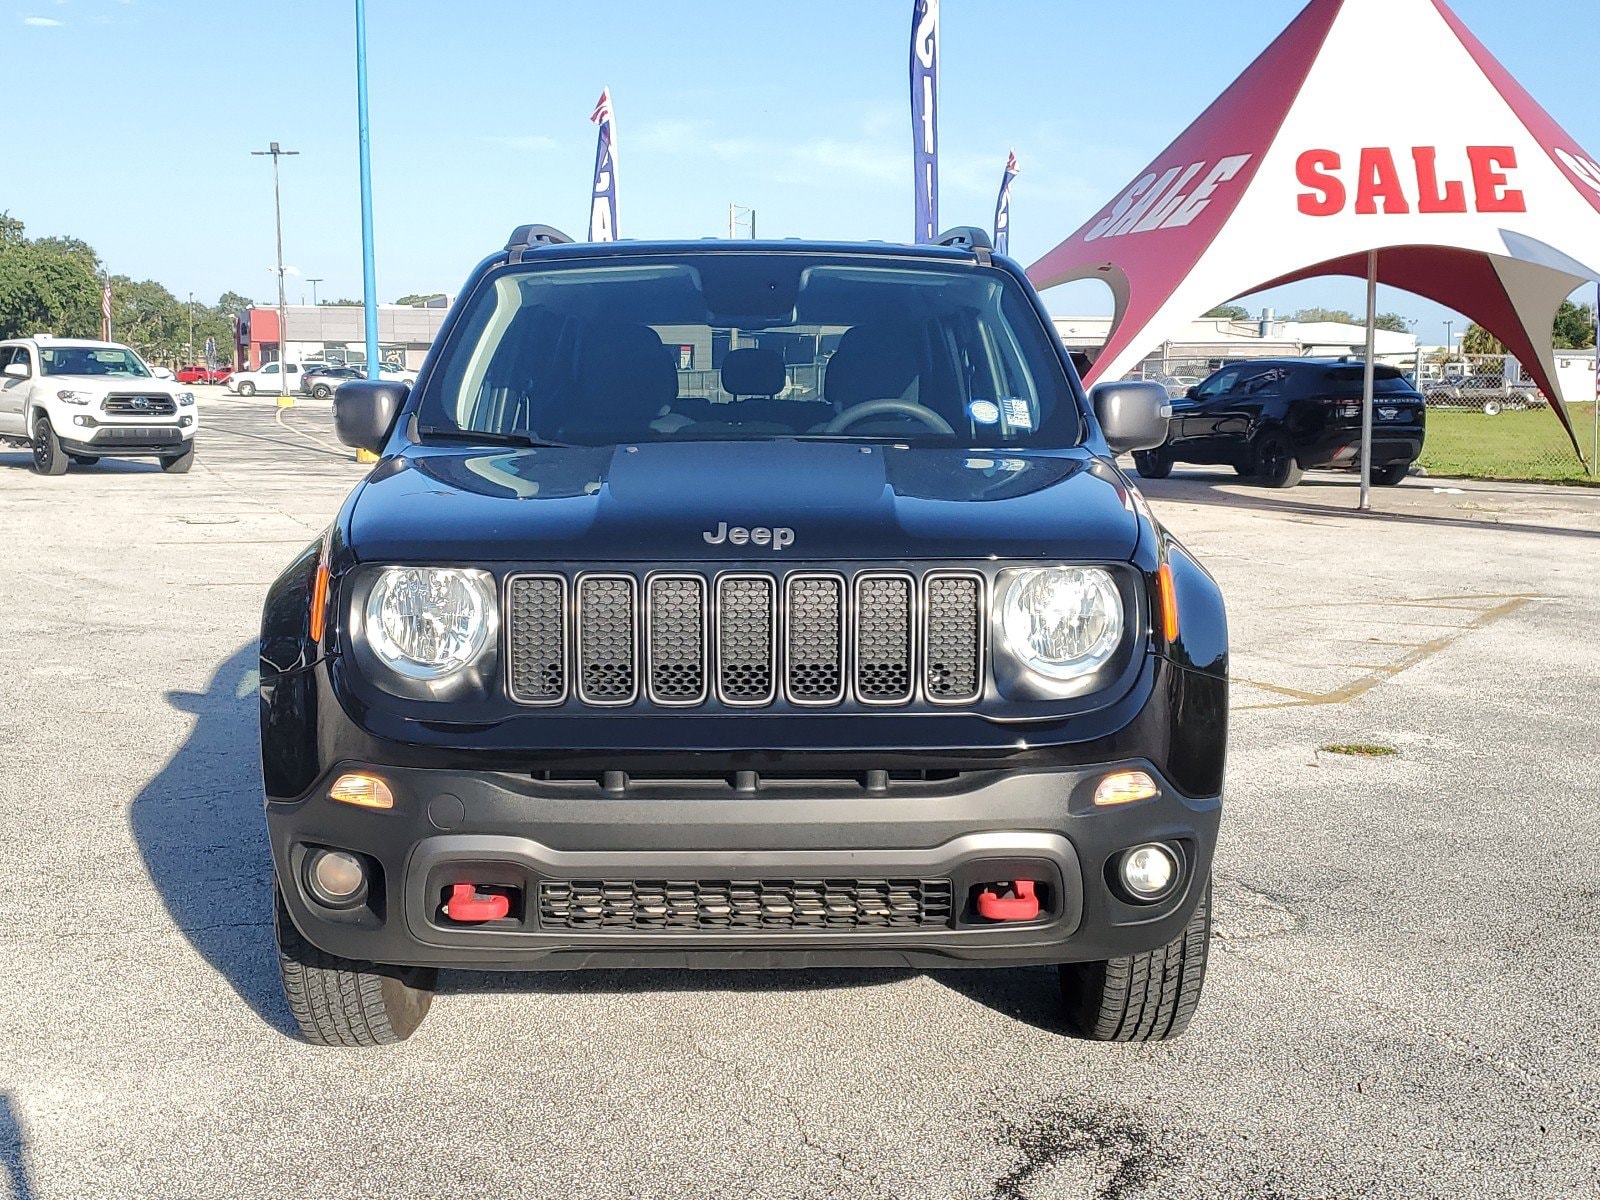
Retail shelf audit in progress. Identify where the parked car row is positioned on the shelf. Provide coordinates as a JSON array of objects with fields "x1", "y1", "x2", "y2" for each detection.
[
  {"x1": 1423, "y1": 374, "x2": 1546, "y2": 415},
  {"x1": 175, "y1": 364, "x2": 232, "y2": 385},
  {"x1": 226, "y1": 361, "x2": 418, "y2": 397},
  {"x1": 1132, "y1": 358, "x2": 1425, "y2": 488}
]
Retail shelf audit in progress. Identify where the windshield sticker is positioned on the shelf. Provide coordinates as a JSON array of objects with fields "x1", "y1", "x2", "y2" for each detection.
[
  {"x1": 968, "y1": 399, "x2": 1001, "y2": 425},
  {"x1": 1000, "y1": 396, "x2": 1034, "y2": 429}
]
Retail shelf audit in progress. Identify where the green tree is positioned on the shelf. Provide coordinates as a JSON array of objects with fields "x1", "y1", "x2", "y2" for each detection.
[
  {"x1": 1203, "y1": 304, "x2": 1250, "y2": 320},
  {"x1": 1552, "y1": 299, "x2": 1596, "y2": 350},
  {"x1": 0, "y1": 215, "x2": 102, "y2": 340},
  {"x1": 1293, "y1": 306, "x2": 1358, "y2": 324},
  {"x1": 326, "y1": 298, "x2": 363, "y2": 306},
  {"x1": 1461, "y1": 324, "x2": 1504, "y2": 356}
]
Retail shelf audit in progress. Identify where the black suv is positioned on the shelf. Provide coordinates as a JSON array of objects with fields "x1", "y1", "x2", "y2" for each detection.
[
  {"x1": 1135, "y1": 359, "x2": 1426, "y2": 487},
  {"x1": 260, "y1": 226, "x2": 1228, "y2": 1046}
]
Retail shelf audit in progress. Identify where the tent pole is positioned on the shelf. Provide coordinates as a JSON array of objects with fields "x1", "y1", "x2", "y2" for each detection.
[{"x1": 1359, "y1": 250, "x2": 1378, "y2": 512}]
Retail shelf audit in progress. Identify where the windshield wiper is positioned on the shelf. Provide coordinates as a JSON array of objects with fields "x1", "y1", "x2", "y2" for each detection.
[{"x1": 417, "y1": 426, "x2": 571, "y2": 449}]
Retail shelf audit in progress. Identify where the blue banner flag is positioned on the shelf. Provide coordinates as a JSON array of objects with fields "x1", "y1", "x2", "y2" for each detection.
[
  {"x1": 910, "y1": 0, "x2": 940, "y2": 244},
  {"x1": 589, "y1": 88, "x2": 619, "y2": 243},
  {"x1": 993, "y1": 150, "x2": 1019, "y2": 256}
]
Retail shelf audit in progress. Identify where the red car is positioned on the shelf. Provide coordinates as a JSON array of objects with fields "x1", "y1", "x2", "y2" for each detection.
[{"x1": 174, "y1": 365, "x2": 233, "y2": 385}]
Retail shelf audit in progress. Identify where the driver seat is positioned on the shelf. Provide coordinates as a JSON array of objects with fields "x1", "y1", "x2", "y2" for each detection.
[{"x1": 822, "y1": 321, "x2": 925, "y2": 433}]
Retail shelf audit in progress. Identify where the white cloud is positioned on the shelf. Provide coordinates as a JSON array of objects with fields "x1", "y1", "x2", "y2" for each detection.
[{"x1": 23, "y1": 16, "x2": 65, "y2": 25}]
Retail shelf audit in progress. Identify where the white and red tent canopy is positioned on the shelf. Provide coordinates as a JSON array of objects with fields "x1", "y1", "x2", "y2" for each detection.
[{"x1": 1028, "y1": 0, "x2": 1600, "y2": 454}]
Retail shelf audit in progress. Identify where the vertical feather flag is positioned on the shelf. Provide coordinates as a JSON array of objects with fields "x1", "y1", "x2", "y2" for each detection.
[
  {"x1": 910, "y1": 0, "x2": 940, "y2": 244},
  {"x1": 100, "y1": 275, "x2": 113, "y2": 341},
  {"x1": 993, "y1": 150, "x2": 1019, "y2": 256},
  {"x1": 589, "y1": 88, "x2": 620, "y2": 243}
]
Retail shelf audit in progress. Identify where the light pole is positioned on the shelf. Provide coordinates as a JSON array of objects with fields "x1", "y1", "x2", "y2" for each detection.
[
  {"x1": 356, "y1": 0, "x2": 381, "y2": 384},
  {"x1": 1443, "y1": 319, "x2": 1453, "y2": 376},
  {"x1": 251, "y1": 140, "x2": 299, "y2": 405},
  {"x1": 307, "y1": 278, "x2": 323, "y2": 307}
]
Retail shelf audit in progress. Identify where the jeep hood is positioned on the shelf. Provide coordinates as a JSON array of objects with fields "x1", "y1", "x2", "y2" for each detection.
[{"x1": 346, "y1": 441, "x2": 1141, "y2": 563}]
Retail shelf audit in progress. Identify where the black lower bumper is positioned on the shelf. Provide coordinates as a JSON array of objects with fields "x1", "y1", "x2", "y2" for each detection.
[{"x1": 268, "y1": 761, "x2": 1221, "y2": 971}]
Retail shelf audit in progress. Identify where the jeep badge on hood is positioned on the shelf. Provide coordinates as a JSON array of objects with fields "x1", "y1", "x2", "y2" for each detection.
[{"x1": 702, "y1": 522, "x2": 795, "y2": 550}]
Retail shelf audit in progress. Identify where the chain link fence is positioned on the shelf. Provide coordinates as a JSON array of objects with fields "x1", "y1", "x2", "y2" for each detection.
[{"x1": 1123, "y1": 349, "x2": 1598, "y2": 485}]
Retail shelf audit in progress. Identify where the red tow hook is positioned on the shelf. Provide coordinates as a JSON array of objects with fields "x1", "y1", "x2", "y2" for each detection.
[
  {"x1": 976, "y1": 880, "x2": 1041, "y2": 922},
  {"x1": 445, "y1": 883, "x2": 510, "y2": 923}
]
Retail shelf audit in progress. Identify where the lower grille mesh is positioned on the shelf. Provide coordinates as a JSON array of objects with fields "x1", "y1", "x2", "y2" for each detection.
[{"x1": 539, "y1": 877, "x2": 955, "y2": 931}]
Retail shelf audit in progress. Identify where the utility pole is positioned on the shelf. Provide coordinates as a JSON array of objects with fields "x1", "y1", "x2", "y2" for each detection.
[
  {"x1": 252, "y1": 141, "x2": 299, "y2": 406},
  {"x1": 1443, "y1": 319, "x2": 1453, "y2": 376},
  {"x1": 307, "y1": 278, "x2": 323, "y2": 307}
]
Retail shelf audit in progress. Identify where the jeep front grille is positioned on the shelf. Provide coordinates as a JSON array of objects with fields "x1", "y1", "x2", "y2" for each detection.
[
  {"x1": 538, "y1": 877, "x2": 954, "y2": 932},
  {"x1": 505, "y1": 567, "x2": 986, "y2": 710}
]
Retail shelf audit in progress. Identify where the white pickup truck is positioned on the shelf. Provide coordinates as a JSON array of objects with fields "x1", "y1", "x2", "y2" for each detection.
[{"x1": 0, "y1": 336, "x2": 199, "y2": 475}]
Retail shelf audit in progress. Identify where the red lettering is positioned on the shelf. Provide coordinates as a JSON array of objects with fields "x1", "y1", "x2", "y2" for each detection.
[
  {"x1": 1355, "y1": 148, "x2": 1411, "y2": 215},
  {"x1": 1297, "y1": 150, "x2": 1344, "y2": 217},
  {"x1": 1412, "y1": 147, "x2": 1468, "y2": 214},
  {"x1": 1468, "y1": 146, "x2": 1526, "y2": 212}
]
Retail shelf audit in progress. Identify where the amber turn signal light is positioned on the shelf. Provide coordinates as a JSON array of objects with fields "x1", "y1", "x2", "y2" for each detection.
[
  {"x1": 1156, "y1": 563, "x2": 1180, "y2": 643},
  {"x1": 1093, "y1": 770, "x2": 1161, "y2": 807},
  {"x1": 328, "y1": 773, "x2": 395, "y2": 810}
]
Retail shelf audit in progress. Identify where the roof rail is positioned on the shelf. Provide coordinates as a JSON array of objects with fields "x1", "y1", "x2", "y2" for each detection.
[
  {"x1": 505, "y1": 224, "x2": 576, "y2": 262},
  {"x1": 936, "y1": 226, "x2": 993, "y2": 255}
]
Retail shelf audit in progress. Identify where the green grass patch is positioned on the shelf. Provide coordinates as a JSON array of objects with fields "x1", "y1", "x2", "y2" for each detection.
[
  {"x1": 1320, "y1": 743, "x2": 1399, "y2": 758},
  {"x1": 1419, "y1": 404, "x2": 1598, "y2": 485}
]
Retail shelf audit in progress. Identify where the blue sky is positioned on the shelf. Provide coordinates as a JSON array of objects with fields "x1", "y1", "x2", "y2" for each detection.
[{"x1": 6, "y1": 0, "x2": 1598, "y2": 343}]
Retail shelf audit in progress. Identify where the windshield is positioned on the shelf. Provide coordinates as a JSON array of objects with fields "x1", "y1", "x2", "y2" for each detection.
[
  {"x1": 39, "y1": 345, "x2": 151, "y2": 379},
  {"x1": 418, "y1": 254, "x2": 1082, "y2": 448}
]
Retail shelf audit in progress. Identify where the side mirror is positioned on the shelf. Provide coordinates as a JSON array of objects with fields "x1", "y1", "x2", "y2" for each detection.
[
  {"x1": 2, "y1": 362, "x2": 27, "y2": 379},
  {"x1": 1091, "y1": 381, "x2": 1171, "y2": 454},
  {"x1": 1185, "y1": 386, "x2": 1199, "y2": 400},
  {"x1": 334, "y1": 379, "x2": 408, "y2": 455},
  {"x1": 152, "y1": 366, "x2": 174, "y2": 379}
]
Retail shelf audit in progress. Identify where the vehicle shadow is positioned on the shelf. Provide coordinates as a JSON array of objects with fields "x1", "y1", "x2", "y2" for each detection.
[
  {"x1": 128, "y1": 643, "x2": 297, "y2": 1037},
  {"x1": 1136, "y1": 469, "x2": 1600, "y2": 542},
  {"x1": 0, "y1": 451, "x2": 162, "y2": 473},
  {"x1": 0, "y1": 1093, "x2": 35, "y2": 1200}
]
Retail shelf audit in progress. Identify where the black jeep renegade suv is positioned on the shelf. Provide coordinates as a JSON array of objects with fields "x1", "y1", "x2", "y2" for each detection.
[{"x1": 259, "y1": 226, "x2": 1228, "y2": 1045}]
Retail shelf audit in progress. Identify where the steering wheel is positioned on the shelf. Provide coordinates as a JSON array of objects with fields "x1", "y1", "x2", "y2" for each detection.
[{"x1": 823, "y1": 399, "x2": 956, "y2": 436}]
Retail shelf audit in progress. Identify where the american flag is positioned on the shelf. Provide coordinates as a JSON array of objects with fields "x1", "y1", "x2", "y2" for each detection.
[
  {"x1": 1006, "y1": 149, "x2": 1020, "y2": 177},
  {"x1": 590, "y1": 88, "x2": 613, "y2": 127},
  {"x1": 100, "y1": 276, "x2": 112, "y2": 341}
]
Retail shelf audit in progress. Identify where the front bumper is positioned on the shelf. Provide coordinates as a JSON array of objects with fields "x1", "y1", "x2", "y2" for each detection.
[
  {"x1": 268, "y1": 759, "x2": 1220, "y2": 971},
  {"x1": 59, "y1": 421, "x2": 196, "y2": 456}
]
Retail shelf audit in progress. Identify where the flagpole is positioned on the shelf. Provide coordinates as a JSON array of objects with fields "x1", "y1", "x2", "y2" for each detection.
[
  {"x1": 1359, "y1": 250, "x2": 1378, "y2": 512},
  {"x1": 356, "y1": 0, "x2": 381, "y2": 385}
]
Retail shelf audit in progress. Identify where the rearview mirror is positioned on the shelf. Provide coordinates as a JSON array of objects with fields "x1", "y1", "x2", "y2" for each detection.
[
  {"x1": 1090, "y1": 381, "x2": 1171, "y2": 454},
  {"x1": 2, "y1": 362, "x2": 26, "y2": 379},
  {"x1": 152, "y1": 367, "x2": 174, "y2": 379},
  {"x1": 334, "y1": 380, "x2": 408, "y2": 455},
  {"x1": 1185, "y1": 386, "x2": 1199, "y2": 400}
]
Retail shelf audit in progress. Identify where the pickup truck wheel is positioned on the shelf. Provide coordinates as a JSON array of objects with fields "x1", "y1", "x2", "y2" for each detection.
[
  {"x1": 1370, "y1": 462, "x2": 1412, "y2": 486},
  {"x1": 1058, "y1": 880, "x2": 1210, "y2": 1042},
  {"x1": 69, "y1": 455, "x2": 100, "y2": 466},
  {"x1": 1132, "y1": 449, "x2": 1173, "y2": 479},
  {"x1": 160, "y1": 443, "x2": 195, "y2": 473},
  {"x1": 1482, "y1": 398, "x2": 1503, "y2": 416},
  {"x1": 1252, "y1": 430, "x2": 1303, "y2": 488},
  {"x1": 30, "y1": 414, "x2": 68, "y2": 476},
  {"x1": 238, "y1": 381, "x2": 256, "y2": 397},
  {"x1": 274, "y1": 886, "x2": 435, "y2": 1046}
]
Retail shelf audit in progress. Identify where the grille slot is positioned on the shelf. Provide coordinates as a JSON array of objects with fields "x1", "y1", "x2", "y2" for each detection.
[
  {"x1": 785, "y1": 574, "x2": 846, "y2": 705},
  {"x1": 854, "y1": 573, "x2": 915, "y2": 705},
  {"x1": 716, "y1": 575, "x2": 776, "y2": 706},
  {"x1": 103, "y1": 393, "x2": 177, "y2": 416},
  {"x1": 539, "y1": 877, "x2": 954, "y2": 932},
  {"x1": 576, "y1": 575, "x2": 638, "y2": 705},
  {"x1": 507, "y1": 575, "x2": 568, "y2": 704},
  {"x1": 647, "y1": 575, "x2": 708, "y2": 705},
  {"x1": 923, "y1": 573, "x2": 984, "y2": 704}
]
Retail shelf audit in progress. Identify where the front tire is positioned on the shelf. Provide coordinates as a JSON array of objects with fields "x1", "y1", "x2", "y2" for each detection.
[
  {"x1": 160, "y1": 443, "x2": 195, "y2": 473},
  {"x1": 238, "y1": 381, "x2": 257, "y2": 397},
  {"x1": 30, "y1": 414, "x2": 67, "y2": 476},
  {"x1": 1252, "y1": 430, "x2": 1303, "y2": 488},
  {"x1": 1059, "y1": 881, "x2": 1211, "y2": 1042},
  {"x1": 1132, "y1": 448, "x2": 1173, "y2": 480},
  {"x1": 274, "y1": 887, "x2": 436, "y2": 1046}
]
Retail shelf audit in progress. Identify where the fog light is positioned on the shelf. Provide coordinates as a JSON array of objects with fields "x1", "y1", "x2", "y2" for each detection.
[
  {"x1": 307, "y1": 849, "x2": 366, "y2": 906},
  {"x1": 1094, "y1": 770, "x2": 1160, "y2": 807},
  {"x1": 329, "y1": 773, "x2": 394, "y2": 809},
  {"x1": 1118, "y1": 843, "x2": 1179, "y2": 901},
  {"x1": 73, "y1": 415, "x2": 88, "y2": 427}
]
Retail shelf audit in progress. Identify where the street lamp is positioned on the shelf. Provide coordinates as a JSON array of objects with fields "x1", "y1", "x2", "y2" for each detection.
[
  {"x1": 251, "y1": 140, "x2": 299, "y2": 405},
  {"x1": 307, "y1": 278, "x2": 323, "y2": 307}
]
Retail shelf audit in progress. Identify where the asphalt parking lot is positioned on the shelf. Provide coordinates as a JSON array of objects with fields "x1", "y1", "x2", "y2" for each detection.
[{"x1": 1, "y1": 391, "x2": 1596, "y2": 1199}]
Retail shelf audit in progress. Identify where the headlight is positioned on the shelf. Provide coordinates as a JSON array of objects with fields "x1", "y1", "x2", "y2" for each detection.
[
  {"x1": 364, "y1": 567, "x2": 494, "y2": 679},
  {"x1": 177, "y1": 392, "x2": 195, "y2": 406},
  {"x1": 998, "y1": 567, "x2": 1124, "y2": 682},
  {"x1": 56, "y1": 390, "x2": 92, "y2": 404}
]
